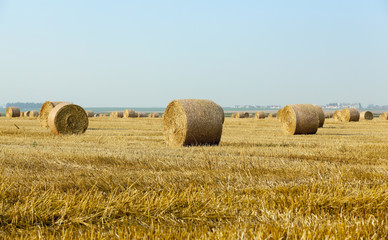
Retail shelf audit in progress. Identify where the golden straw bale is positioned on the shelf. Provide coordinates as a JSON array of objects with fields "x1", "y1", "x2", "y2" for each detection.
[
  {"x1": 110, "y1": 111, "x2": 124, "y2": 118},
  {"x1": 341, "y1": 108, "x2": 360, "y2": 122},
  {"x1": 333, "y1": 110, "x2": 342, "y2": 121},
  {"x1": 152, "y1": 113, "x2": 160, "y2": 118},
  {"x1": 281, "y1": 104, "x2": 319, "y2": 135},
  {"x1": 39, "y1": 101, "x2": 68, "y2": 128},
  {"x1": 137, "y1": 113, "x2": 146, "y2": 118},
  {"x1": 163, "y1": 99, "x2": 224, "y2": 147},
  {"x1": 255, "y1": 111, "x2": 265, "y2": 119},
  {"x1": 6, "y1": 107, "x2": 21, "y2": 118},
  {"x1": 85, "y1": 111, "x2": 94, "y2": 117},
  {"x1": 124, "y1": 109, "x2": 136, "y2": 118},
  {"x1": 231, "y1": 113, "x2": 236, "y2": 118},
  {"x1": 93, "y1": 113, "x2": 100, "y2": 117},
  {"x1": 268, "y1": 113, "x2": 273, "y2": 118},
  {"x1": 236, "y1": 112, "x2": 249, "y2": 118},
  {"x1": 29, "y1": 111, "x2": 39, "y2": 118},
  {"x1": 360, "y1": 111, "x2": 373, "y2": 120},
  {"x1": 379, "y1": 112, "x2": 388, "y2": 120},
  {"x1": 277, "y1": 108, "x2": 283, "y2": 121},
  {"x1": 314, "y1": 105, "x2": 325, "y2": 128},
  {"x1": 47, "y1": 103, "x2": 88, "y2": 135}
]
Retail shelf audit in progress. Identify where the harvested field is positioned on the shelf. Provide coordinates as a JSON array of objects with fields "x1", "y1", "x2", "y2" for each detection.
[{"x1": 0, "y1": 117, "x2": 387, "y2": 239}]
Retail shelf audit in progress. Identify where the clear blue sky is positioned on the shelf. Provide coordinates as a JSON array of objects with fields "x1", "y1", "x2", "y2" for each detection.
[{"x1": 1, "y1": 1, "x2": 387, "y2": 107}]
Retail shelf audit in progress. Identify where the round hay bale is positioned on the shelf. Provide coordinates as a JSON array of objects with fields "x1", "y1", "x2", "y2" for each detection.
[
  {"x1": 277, "y1": 108, "x2": 283, "y2": 121},
  {"x1": 231, "y1": 113, "x2": 236, "y2": 118},
  {"x1": 255, "y1": 111, "x2": 265, "y2": 119},
  {"x1": 268, "y1": 113, "x2": 273, "y2": 118},
  {"x1": 137, "y1": 113, "x2": 146, "y2": 118},
  {"x1": 281, "y1": 104, "x2": 319, "y2": 135},
  {"x1": 360, "y1": 111, "x2": 373, "y2": 120},
  {"x1": 341, "y1": 108, "x2": 360, "y2": 122},
  {"x1": 6, "y1": 107, "x2": 21, "y2": 118},
  {"x1": 93, "y1": 113, "x2": 100, "y2": 117},
  {"x1": 236, "y1": 112, "x2": 249, "y2": 118},
  {"x1": 314, "y1": 105, "x2": 325, "y2": 128},
  {"x1": 110, "y1": 111, "x2": 124, "y2": 118},
  {"x1": 152, "y1": 113, "x2": 160, "y2": 118},
  {"x1": 124, "y1": 109, "x2": 136, "y2": 118},
  {"x1": 39, "y1": 101, "x2": 68, "y2": 128},
  {"x1": 333, "y1": 110, "x2": 342, "y2": 121},
  {"x1": 379, "y1": 112, "x2": 388, "y2": 120},
  {"x1": 163, "y1": 99, "x2": 224, "y2": 147},
  {"x1": 324, "y1": 112, "x2": 333, "y2": 118},
  {"x1": 29, "y1": 111, "x2": 39, "y2": 118},
  {"x1": 85, "y1": 111, "x2": 94, "y2": 117},
  {"x1": 47, "y1": 103, "x2": 88, "y2": 135}
]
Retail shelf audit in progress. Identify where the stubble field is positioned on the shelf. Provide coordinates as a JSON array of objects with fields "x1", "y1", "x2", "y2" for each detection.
[{"x1": 0, "y1": 116, "x2": 387, "y2": 239}]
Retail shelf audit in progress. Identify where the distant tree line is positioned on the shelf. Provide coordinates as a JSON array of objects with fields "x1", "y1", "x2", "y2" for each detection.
[{"x1": 6, "y1": 102, "x2": 43, "y2": 109}]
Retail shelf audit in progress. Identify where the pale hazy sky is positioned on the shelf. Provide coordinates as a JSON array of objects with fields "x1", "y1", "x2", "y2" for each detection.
[{"x1": 1, "y1": 1, "x2": 387, "y2": 107}]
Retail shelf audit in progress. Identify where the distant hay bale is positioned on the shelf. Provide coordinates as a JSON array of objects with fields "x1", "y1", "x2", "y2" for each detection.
[
  {"x1": 231, "y1": 113, "x2": 236, "y2": 118},
  {"x1": 324, "y1": 112, "x2": 333, "y2": 118},
  {"x1": 333, "y1": 110, "x2": 342, "y2": 121},
  {"x1": 110, "y1": 111, "x2": 124, "y2": 118},
  {"x1": 47, "y1": 103, "x2": 88, "y2": 135},
  {"x1": 268, "y1": 113, "x2": 273, "y2": 118},
  {"x1": 281, "y1": 104, "x2": 319, "y2": 135},
  {"x1": 124, "y1": 109, "x2": 136, "y2": 118},
  {"x1": 152, "y1": 113, "x2": 160, "y2": 118},
  {"x1": 236, "y1": 112, "x2": 249, "y2": 118},
  {"x1": 29, "y1": 111, "x2": 39, "y2": 118},
  {"x1": 23, "y1": 111, "x2": 28, "y2": 117},
  {"x1": 314, "y1": 105, "x2": 325, "y2": 128},
  {"x1": 163, "y1": 99, "x2": 224, "y2": 147},
  {"x1": 85, "y1": 111, "x2": 94, "y2": 117},
  {"x1": 6, "y1": 107, "x2": 21, "y2": 118},
  {"x1": 94, "y1": 113, "x2": 100, "y2": 117},
  {"x1": 255, "y1": 111, "x2": 265, "y2": 119},
  {"x1": 137, "y1": 113, "x2": 146, "y2": 118},
  {"x1": 360, "y1": 111, "x2": 373, "y2": 120},
  {"x1": 341, "y1": 108, "x2": 360, "y2": 122},
  {"x1": 379, "y1": 112, "x2": 388, "y2": 120},
  {"x1": 39, "y1": 101, "x2": 68, "y2": 128}
]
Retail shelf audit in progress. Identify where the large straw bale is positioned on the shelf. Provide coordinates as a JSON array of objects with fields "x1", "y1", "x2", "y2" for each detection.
[
  {"x1": 163, "y1": 99, "x2": 224, "y2": 147},
  {"x1": 48, "y1": 103, "x2": 88, "y2": 135},
  {"x1": 379, "y1": 112, "x2": 388, "y2": 120},
  {"x1": 39, "y1": 101, "x2": 68, "y2": 128},
  {"x1": 124, "y1": 109, "x2": 136, "y2": 118},
  {"x1": 255, "y1": 111, "x2": 265, "y2": 119},
  {"x1": 281, "y1": 104, "x2": 319, "y2": 135},
  {"x1": 277, "y1": 108, "x2": 283, "y2": 121},
  {"x1": 333, "y1": 110, "x2": 342, "y2": 121},
  {"x1": 341, "y1": 108, "x2": 360, "y2": 122},
  {"x1": 360, "y1": 111, "x2": 373, "y2": 120},
  {"x1": 6, "y1": 107, "x2": 21, "y2": 118},
  {"x1": 85, "y1": 111, "x2": 94, "y2": 117},
  {"x1": 314, "y1": 105, "x2": 325, "y2": 128}
]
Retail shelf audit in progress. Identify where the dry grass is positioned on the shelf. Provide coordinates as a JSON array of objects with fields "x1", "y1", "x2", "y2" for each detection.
[{"x1": 0, "y1": 116, "x2": 387, "y2": 239}]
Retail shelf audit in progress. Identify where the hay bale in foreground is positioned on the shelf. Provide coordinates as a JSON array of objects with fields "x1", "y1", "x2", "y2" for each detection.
[
  {"x1": 124, "y1": 109, "x2": 136, "y2": 118},
  {"x1": 6, "y1": 107, "x2": 21, "y2": 118},
  {"x1": 48, "y1": 103, "x2": 88, "y2": 135},
  {"x1": 255, "y1": 111, "x2": 265, "y2": 119},
  {"x1": 39, "y1": 101, "x2": 68, "y2": 128},
  {"x1": 379, "y1": 112, "x2": 388, "y2": 120},
  {"x1": 163, "y1": 99, "x2": 224, "y2": 147},
  {"x1": 281, "y1": 104, "x2": 319, "y2": 135},
  {"x1": 314, "y1": 105, "x2": 325, "y2": 128},
  {"x1": 85, "y1": 111, "x2": 94, "y2": 117},
  {"x1": 236, "y1": 112, "x2": 249, "y2": 118},
  {"x1": 341, "y1": 108, "x2": 360, "y2": 122},
  {"x1": 360, "y1": 111, "x2": 373, "y2": 120}
]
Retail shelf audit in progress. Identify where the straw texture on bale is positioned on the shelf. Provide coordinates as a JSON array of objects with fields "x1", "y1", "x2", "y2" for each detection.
[
  {"x1": 47, "y1": 103, "x2": 88, "y2": 135},
  {"x1": 360, "y1": 111, "x2": 373, "y2": 120},
  {"x1": 281, "y1": 104, "x2": 319, "y2": 135},
  {"x1": 163, "y1": 99, "x2": 224, "y2": 147},
  {"x1": 85, "y1": 111, "x2": 94, "y2": 117},
  {"x1": 236, "y1": 112, "x2": 249, "y2": 118},
  {"x1": 314, "y1": 105, "x2": 325, "y2": 128},
  {"x1": 124, "y1": 109, "x2": 136, "y2": 118},
  {"x1": 6, "y1": 107, "x2": 21, "y2": 118},
  {"x1": 255, "y1": 111, "x2": 265, "y2": 119},
  {"x1": 379, "y1": 112, "x2": 388, "y2": 120},
  {"x1": 39, "y1": 101, "x2": 68, "y2": 128},
  {"x1": 277, "y1": 108, "x2": 283, "y2": 121},
  {"x1": 341, "y1": 108, "x2": 360, "y2": 122},
  {"x1": 333, "y1": 110, "x2": 342, "y2": 121}
]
